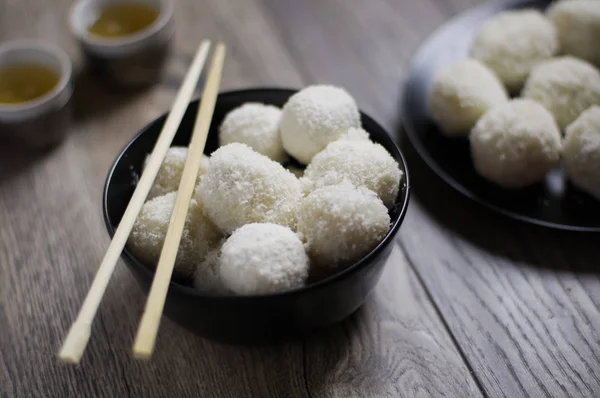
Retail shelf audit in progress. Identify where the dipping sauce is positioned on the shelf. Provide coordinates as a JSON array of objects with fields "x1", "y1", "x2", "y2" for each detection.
[
  {"x1": 87, "y1": 3, "x2": 159, "y2": 38},
  {"x1": 0, "y1": 64, "x2": 60, "y2": 104}
]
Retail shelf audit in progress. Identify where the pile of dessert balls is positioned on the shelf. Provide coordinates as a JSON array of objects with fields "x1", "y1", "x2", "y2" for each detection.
[
  {"x1": 428, "y1": 0, "x2": 600, "y2": 200},
  {"x1": 128, "y1": 85, "x2": 403, "y2": 295}
]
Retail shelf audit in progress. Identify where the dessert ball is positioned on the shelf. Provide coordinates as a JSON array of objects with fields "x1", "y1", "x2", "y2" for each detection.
[
  {"x1": 562, "y1": 105, "x2": 600, "y2": 200},
  {"x1": 428, "y1": 59, "x2": 508, "y2": 136},
  {"x1": 128, "y1": 192, "x2": 222, "y2": 280},
  {"x1": 197, "y1": 143, "x2": 302, "y2": 234},
  {"x1": 523, "y1": 57, "x2": 600, "y2": 129},
  {"x1": 298, "y1": 183, "x2": 390, "y2": 271},
  {"x1": 302, "y1": 129, "x2": 403, "y2": 208},
  {"x1": 220, "y1": 223, "x2": 309, "y2": 295},
  {"x1": 548, "y1": 0, "x2": 600, "y2": 68},
  {"x1": 145, "y1": 147, "x2": 210, "y2": 199},
  {"x1": 280, "y1": 85, "x2": 361, "y2": 164},
  {"x1": 469, "y1": 10, "x2": 558, "y2": 92},
  {"x1": 470, "y1": 99, "x2": 562, "y2": 188},
  {"x1": 219, "y1": 102, "x2": 285, "y2": 162}
]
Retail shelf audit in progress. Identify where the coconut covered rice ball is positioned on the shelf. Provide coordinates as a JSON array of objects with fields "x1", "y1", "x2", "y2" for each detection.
[
  {"x1": 280, "y1": 85, "x2": 361, "y2": 164},
  {"x1": 219, "y1": 223, "x2": 309, "y2": 295},
  {"x1": 562, "y1": 105, "x2": 600, "y2": 200},
  {"x1": 470, "y1": 99, "x2": 562, "y2": 188},
  {"x1": 145, "y1": 147, "x2": 210, "y2": 199},
  {"x1": 197, "y1": 143, "x2": 302, "y2": 234},
  {"x1": 523, "y1": 56, "x2": 600, "y2": 129},
  {"x1": 428, "y1": 59, "x2": 508, "y2": 136},
  {"x1": 298, "y1": 183, "x2": 390, "y2": 271},
  {"x1": 548, "y1": 0, "x2": 600, "y2": 68},
  {"x1": 219, "y1": 102, "x2": 285, "y2": 162},
  {"x1": 469, "y1": 9, "x2": 558, "y2": 92},
  {"x1": 301, "y1": 128, "x2": 403, "y2": 208},
  {"x1": 128, "y1": 192, "x2": 222, "y2": 280}
]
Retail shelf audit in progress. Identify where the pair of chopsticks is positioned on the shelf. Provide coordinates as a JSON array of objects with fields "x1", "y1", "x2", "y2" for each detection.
[{"x1": 59, "y1": 40, "x2": 226, "y2": 363}]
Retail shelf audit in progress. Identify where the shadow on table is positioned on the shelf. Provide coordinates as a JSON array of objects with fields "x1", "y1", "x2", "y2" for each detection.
[
  {"x1": 0, "y1": 140, "x2": 49, "y2": 185},
  {"x1": 72, "y1": 69, "x2": 150, "y2": 124},
  {"x1": 394, "y1": 126, "x2": 600, "y2": 275}
]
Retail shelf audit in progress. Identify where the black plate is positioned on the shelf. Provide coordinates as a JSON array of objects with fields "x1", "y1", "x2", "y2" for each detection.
[
  {"x1": 103, "y1": 88, "x2": 410, "y2": 344},
  {"x1": 402, "y1": 0, "x2": 600, "y2": 232}
]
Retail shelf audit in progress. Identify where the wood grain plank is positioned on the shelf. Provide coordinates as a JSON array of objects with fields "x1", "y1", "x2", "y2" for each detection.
[
  {"x1": 0, "y1": 0, "x2": 480, "y2": 397},
  {"x1": 304, "y1": 246, "x2": 481, "y2": 398},
  {"x1": 399, "y1": 138, "x2": 600, "y2": 398}
]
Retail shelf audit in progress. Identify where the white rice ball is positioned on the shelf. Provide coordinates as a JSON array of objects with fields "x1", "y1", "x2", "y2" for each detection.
[
  {"x1": 145, "y1": 147, "x2": 210, "y2": 200},
  {"x1": 562, "y1": 105, "x2": 600, "y2": 199},
  {"x1": 280, "y1": 85, "x2": 361, "y2": 164},
  {"x1": 470, "y1": 99, "x2": 562, "y2": 188},
  {"x1": 548, "y1": 0, "x2": 600, "y2": 68},
  {"x1": 220, "y1": 223, "x2": 309, "y2": 295},
  {"x1": 298, "y1": 183, "x2": 390, "y2": 271},
  {"x1": 523, "y1": 56, "x2": 600, "y2": 129},
  {"x1": 340, "y1": 127, "x2": 370, "y2": 141},
  {"x1": 197, "y1": 143, "x2": 302, "y2": 234},
  {"x1": 428, "y1": 59, "x2": 508, "y2": 136},
  {"x1": 128, "y1": 192, "x2": 222, "y2": 279},
  {"x1": 469, "y1": 10, "x2": 558, "y2": 92},
  {"x1": 302, "y1": 129, "x2": 403, "y2": 208},
  {"x1": 219, "y1": 102, "x2": 285, "y2": 162}
]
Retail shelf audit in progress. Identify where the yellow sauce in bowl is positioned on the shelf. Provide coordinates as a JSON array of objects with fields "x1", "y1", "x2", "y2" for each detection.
[
  {"x1": 0, "y1": 64, "x2": 60, "y2": 104},
  {"x1": 87, "y1": 3, "x2": 159, "y2": 38}
]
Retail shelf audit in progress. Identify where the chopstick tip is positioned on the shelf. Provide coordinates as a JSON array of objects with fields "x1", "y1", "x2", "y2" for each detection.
[{"x1": 57, "y1": 323, "x2": 91, "y2": 364}]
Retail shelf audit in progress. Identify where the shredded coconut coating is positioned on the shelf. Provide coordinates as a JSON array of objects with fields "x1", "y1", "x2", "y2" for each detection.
[
  {"x1": 298, "y1": 183, "x2": 390, "y2": 271},
  {"x1": 339, "y1": 127, "x2": 370, "y2": 141},
  {"x1": 470, "y1": 99, "x2": 562, "y2": 188},
  {"x1": 145, "y1": 147, "x2": 210, "y2": 200},
  {"x1": 197, "y1": 143, "x2": 302, "y2": 234},
  {"x1": 469, "y1": 10, "x2": 558, "y2": 92},
  {"x1": 428, "y1": 59, "x2": 508, "y2": 136},
  {"x1": 563, "y1": 105, "x2": 600, "y2": 199},
  {"x1": 523, "y1": 56, "x2": 600, "y2": 129},
  {"x1": 219, "y1": 223, "x2": 309, "y2": 295},
  {"x1": 219, "y1": 102, "x2": 285, "y2": 162},
  {"x1": 280, "y1": 85, "x2": 361, "y2": 164},
  {"x1": 127, "y1": 192, "x2": 223, "y2": 280},
  {"x1": 193, "y1": 240, "x2": 231, "y2": 294},
  {"x1": 548, "y1": 0, "x2": 600, "y2": 68},
  {"x1": 302, "y1": 131, "x2": 403, "y2": 208}
]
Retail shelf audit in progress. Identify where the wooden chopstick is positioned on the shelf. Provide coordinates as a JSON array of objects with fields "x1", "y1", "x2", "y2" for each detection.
[
  {"x1": 132, "y1": 43, "x2": 226, "y2": 359},
  {"x1": 58, "y1": 40, "x2": 212, "y2": 364}
]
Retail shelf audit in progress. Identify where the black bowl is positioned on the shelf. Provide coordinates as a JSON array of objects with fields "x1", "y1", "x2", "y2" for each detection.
[{"x1": 103, "y1": 88, "x2": 410, "y2": 345}]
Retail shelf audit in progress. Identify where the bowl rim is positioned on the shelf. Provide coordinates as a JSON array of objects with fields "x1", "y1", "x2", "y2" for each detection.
[{"x1": 103, "y1": 87, "x2": 411, "y2": 301}]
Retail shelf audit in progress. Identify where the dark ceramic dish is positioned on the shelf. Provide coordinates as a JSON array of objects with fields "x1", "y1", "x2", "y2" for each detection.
[
  {"x1": 402, "y1": 0, "x2": 600, "y2": 232},
  {"x1": 103, "y1": 88, "x2": 410, "y2": 345}
]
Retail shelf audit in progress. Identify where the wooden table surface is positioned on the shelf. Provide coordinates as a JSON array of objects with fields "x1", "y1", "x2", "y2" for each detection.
[{"x1": 1, "y1": 0, "x2": 599, "y2": 397}]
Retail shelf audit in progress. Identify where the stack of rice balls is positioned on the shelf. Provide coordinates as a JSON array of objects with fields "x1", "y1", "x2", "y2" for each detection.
[
  {"x1": 127, "y1": 85, "x2": 403, "y2": 296},
  {"x1": 428, "y1": 0, "x2": 600, "y2": 200}
]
